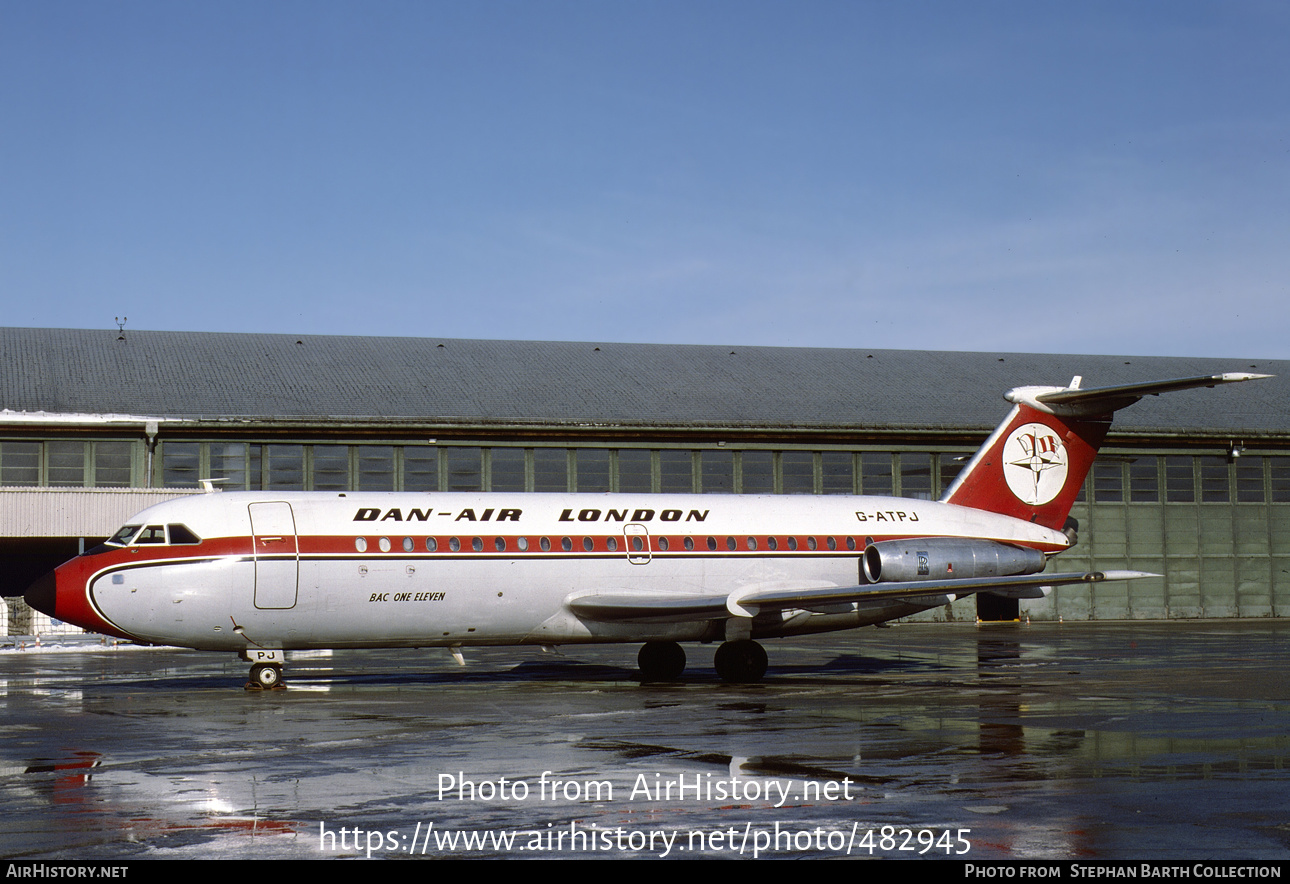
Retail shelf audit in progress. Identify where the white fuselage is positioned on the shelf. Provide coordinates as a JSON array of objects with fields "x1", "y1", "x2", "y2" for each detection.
[{"x1": 51, "y1": 491, "x2": 1069, "y2": 652}]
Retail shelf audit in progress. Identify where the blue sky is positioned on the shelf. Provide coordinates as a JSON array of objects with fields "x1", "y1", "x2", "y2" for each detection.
[{"x1": 2, "y1": 1, "x2": 1287, "y2": 357}]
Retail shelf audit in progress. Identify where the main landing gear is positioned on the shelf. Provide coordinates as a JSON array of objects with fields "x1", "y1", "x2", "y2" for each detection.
[
  {"x1": 713, "y1": 639, "x2": 767, "y2": 684},
  {"x1": 636, "y1": 639, "x2": 769, "y2": 684}
]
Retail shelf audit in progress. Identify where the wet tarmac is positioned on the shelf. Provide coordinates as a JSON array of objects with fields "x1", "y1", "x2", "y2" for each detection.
[{"x1": 1, "y1": 621, "x2": 1288, "y2": 860}]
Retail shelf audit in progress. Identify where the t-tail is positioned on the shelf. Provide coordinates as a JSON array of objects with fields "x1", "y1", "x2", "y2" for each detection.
[{"x1": 941, "y1": 372, "x2": 1271, "y2": 531}]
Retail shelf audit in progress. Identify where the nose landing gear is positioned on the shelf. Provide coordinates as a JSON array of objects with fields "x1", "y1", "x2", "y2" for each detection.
[
  {"x1": 247, "y1": 662, "x2": 285, "y2": 690},
  {"x1": 241, "y1": 649, "x2": 287, "y2": 691}
]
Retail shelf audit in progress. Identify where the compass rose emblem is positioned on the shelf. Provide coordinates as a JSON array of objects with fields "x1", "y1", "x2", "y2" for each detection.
[{"x1": 1002, "y1": 423, "x2": 1068, "y2": 505}]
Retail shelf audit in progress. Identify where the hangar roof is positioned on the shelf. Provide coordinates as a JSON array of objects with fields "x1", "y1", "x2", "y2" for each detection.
[{"x1": 0, "y1": 327, "x2": 1284, "y2": 440}]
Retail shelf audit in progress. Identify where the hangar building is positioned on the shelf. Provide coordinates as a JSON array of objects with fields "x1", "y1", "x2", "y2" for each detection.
[{"x1": 2, "y1": 327, "x2": 1287, "y2": 633}]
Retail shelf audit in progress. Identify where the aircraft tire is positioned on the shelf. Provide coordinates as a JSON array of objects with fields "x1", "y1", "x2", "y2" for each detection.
[
  {"x1": 638, "y1": 641, "x2": 686, "y2": 681},
  {"x1": 714, "y1": 639, "x2": 768, "y2": 684},
  {"x1": 249, "y1": 663, "x2": 283, "y2": 690}
]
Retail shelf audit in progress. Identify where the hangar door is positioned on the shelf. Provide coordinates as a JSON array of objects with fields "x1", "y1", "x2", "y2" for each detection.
[{"x1": 249, "y1": 502, "x2": 299, "y2": 609}]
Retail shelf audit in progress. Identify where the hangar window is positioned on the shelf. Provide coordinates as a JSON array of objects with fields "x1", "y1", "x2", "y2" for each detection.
[
  {"x1": 490, "y1": 448, "x2": 526, "y2": 492},
  {"x1": 618, "y1": 449, "x2": 653, "y2": 492},
  {"x1": 1165, "y1": 457, "x2": 1195, "y2": 502},
  {"x1": 861, "y1": 453, "x2": 892, "y2": 496},
  {"x1": 899, "y1": 453, "x2": 931, "y2": 499},
  {"x1": 701, "y1": 450, "x2": 733, "y2": 493},
  {"x1": 1200, "y1": 457, "x2": 1230, "y2": 503},
  {"x1": 404, "y1": 447, "x2": 439, "y2": 492},
  {"x1": 782, "y1": 451, "x2": 814, "y2": 494},
  {"x1": 357, "y1": 446, "x2": 394, "y2": 492},
  {"x1": 576, "y1": 449, "x2": 611, "y2": 493},
  {"x1": 1271, "y1": 458, "x2": 1290, "y2": 503},
  {"x1": 446, "y1": 448, "x2": 483, "y2": 492},
  {"x1": 533, "y1": 449, "x2": 568, "y2": 492},
  {"x1": 0, "y1": 440, "x2": 40, "y2": 485},
  {"x1": 741, "y1": 451, "x2": 774, "y2": 494},
  {"x1": 266, "y1": 445, "x2": 305, "y2": 490},
  {"x1": 162, "y1": 442, "x2": 201, "y2": 488},
  {"x1": 313, "y1": 446, "x2": 349, "y2": 491},
  {"x1": 1093, "y1": 462, "x2": 1123, "y2": 503},
  {"x1": 1236, "y1": 458, "x2": 1265, "y2": 503},
  {"x1": 659, "y1": 450, "x2": 693, "y2": 493},
  {"x1": 822, "y1": 452, "x2": 854, "y2": 495},
  {"x1": 1129, "y1": 458, "x2": 1159, "y2": 502}
]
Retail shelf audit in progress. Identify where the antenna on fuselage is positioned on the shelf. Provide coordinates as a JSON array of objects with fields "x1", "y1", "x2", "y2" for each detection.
[{"x1": 199, "y1": 478, "x2": 230, "y2": 493}]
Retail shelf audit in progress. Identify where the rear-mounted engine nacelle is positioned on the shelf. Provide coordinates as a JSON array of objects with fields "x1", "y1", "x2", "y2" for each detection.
[{"x1": 862, "y1": 539, "x2": 1046, "y2": 583}]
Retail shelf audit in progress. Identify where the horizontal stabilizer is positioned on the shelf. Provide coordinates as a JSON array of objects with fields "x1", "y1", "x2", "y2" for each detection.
[{"x1": 1009, "y1": 372, "x2": 1271, "y2": 417}]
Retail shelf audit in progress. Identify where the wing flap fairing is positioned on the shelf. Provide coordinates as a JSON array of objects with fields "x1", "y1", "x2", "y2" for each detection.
[{"x1": 566, "y1": 571, "x2": 1156, "y2": 623}]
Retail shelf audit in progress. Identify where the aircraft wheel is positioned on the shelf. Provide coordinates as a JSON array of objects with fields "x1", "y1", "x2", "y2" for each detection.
[
  {"x1": 713, "y1": 640, "x2": 768, "y2": 684},
  {"x1": 248, "y1": 663, "x2": 284, "y2": 690},
  {"x1": 638, "y1": 641, "x2": 686, "y2": 681}
]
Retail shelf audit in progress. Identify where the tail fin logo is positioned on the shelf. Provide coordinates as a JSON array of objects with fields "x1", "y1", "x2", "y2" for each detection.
[{"x1": 1003, "y1": 423, "x2": 1069, "y2": 505}]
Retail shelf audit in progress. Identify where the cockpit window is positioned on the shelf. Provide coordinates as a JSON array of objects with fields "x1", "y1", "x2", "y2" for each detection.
[
  {"x1": 167, "y1": 524, "x2": 202, "y2": 545},
  {"x1": 106, "y1": 525, "x2": 141, "y2": 547},
  {"x1": 135, "y1": 525, "x2": 167, "y2": 544}
]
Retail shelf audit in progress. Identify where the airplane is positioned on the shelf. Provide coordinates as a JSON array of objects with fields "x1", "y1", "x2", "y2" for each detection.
[{"x1": 24, "y1": 372, "x2": 1269, "y2": 689}]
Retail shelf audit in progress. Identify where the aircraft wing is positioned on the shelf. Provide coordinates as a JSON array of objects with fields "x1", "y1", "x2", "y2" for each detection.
[{"x1": 566, "y1": 570, "x2": 1156, "y2": 623}]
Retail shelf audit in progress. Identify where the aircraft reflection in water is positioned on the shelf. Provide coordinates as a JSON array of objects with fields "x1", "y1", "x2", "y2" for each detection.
[{"x1": 25, "y1": 373, "x2": 1268, "y2": 687}]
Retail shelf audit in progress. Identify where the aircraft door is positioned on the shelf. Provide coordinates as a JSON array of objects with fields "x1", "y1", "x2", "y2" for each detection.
[
  {"x1": 624, "y1": 524, "x2": 651, "y2": 564},
  {"x1": 249, "y1": 502, "x2": 299, "y2": 609}
]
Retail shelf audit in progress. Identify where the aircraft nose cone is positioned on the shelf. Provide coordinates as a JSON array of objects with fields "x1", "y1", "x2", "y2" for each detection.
[{"x1": 25, "y1": 570, "x2": 57, "y2": 618}]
